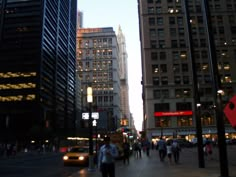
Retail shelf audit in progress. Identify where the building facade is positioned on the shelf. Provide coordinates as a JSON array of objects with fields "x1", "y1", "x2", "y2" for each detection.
[
  {"x1": 138, "y1": 0, "x2": 236, "y2": 140},
  {"x1": 117, "y1": 25, "x2": 131, "y2": 127},
  {"x1": 0, "y1": 0, "x2": 77, "y2": 143},
  {"x1": 77, "y1": 27, "x2": 122, "y2": 133}
]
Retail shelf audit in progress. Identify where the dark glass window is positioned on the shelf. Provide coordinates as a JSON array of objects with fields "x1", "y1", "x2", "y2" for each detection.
[
  {"x1": 151, "y1": 52, "x2": 158, "y2": 60},
  {"x1": 160, "y1": 51, "x2": 166, "y2": 60},
  {"x1": 161, "y1": 76, "x2": 168, "y2": 85},
  {"x1": 169, "y1": 17, "x2": 175, "y2": 24},
  {"x1": 153, "y1": 77, "x2": 159, "y2": 85},
  {"x1": 154, "y1": 103, "x2": 170, "y2": 111},
  {"x1": 149, "y1": 18, "x2": 155, "y2": 26},
  {"x1": 160, "y1": 64, "x2": 167, "y2": 72},
  {"x1": 176, "y1": 102, "x2": 192, "y2": 110}
]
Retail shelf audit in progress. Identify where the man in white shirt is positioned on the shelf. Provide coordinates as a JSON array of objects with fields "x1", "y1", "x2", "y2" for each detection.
[{"x1": 98, "y1": 136, "x2": 118, "y2": 177}]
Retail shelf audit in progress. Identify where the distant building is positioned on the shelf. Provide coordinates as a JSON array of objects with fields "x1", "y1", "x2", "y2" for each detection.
[
  {"x1": 0, "y1": 0, "x2": 78, "y2": 143},
  {"x1": 76, "y1": 27, "x2": 122, "y2": 133},
  {"x1": 138, "y1": 0, "x2": 236, "y2": 140},
  {"x1": 77, "y1": 11, "x2": 83, "y2": 29},
  {"x1": 117, "y1": 25, "x2": 131, "y2": 127}
]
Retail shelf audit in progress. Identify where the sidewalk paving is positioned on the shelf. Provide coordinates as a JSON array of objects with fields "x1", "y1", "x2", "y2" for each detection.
[{"x1": 71, "y1": 147, "x2": 236, "y2": 177}]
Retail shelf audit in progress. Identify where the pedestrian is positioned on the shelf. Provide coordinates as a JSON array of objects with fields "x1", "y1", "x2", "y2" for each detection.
[
  {"x1": 156, "y1": 137, "x2": 166, "y2": 161},
  {"x1": 122, "y1": 140, "x2": 130, "y2": 164},
  {"x1": 137, "y1": 141, "x2": 142, "y2": 158},
  {"x1": 151, "y1": 141, "x2": 154, "y2": 150},
  {"x1": 133, "y1": 141, "x2": 139, "y2": 158},
  {"x1": 166, "y1": 140, "x2": 173, "y2": 164},
  {"x1": 144, "y1": 139, "x2": 151, "y2": 157},
  {"x1": 205, "y1": 139, "x2": 213, "y2": 160},
  {"x1": 171, "y1": 139, "x2": 181, "y2": 164},
  {"x1": 98, "y1": 136, "x2": 118, "y2": 177}
]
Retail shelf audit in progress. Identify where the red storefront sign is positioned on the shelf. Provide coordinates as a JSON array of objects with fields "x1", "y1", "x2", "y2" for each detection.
[
  {"x1": 224, "y1": 95, "x2": 236, "y2": 129},
  {"x1": 154, "y1": 111, "x2": 193, "y2": 117}
]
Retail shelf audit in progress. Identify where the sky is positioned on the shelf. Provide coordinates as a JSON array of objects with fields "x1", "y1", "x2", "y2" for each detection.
[{"x1": 77, "y1": 0, "x2": 143, "y2": 131}]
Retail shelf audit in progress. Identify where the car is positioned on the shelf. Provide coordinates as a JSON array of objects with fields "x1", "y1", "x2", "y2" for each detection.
[{"x1": 63, "y1": 146, "x2": 91, "y2": 166}]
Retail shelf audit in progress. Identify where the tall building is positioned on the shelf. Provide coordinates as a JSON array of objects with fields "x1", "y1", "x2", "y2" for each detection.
[
  {"x1": 0, "y1": 0, "x2": 77, "y2": 143},
  {"x1": 77, "y1": 11, "x2": 83, "y2": 29},
  {"x1": 138, "y1": 0, "x2": 236, "y2": 140},
  {"x1": 77, "y1": 27, "x2": 122, "y2": 132},
  {"x1": 117, "y1": 25, "x2": 131, "y2": 127}
]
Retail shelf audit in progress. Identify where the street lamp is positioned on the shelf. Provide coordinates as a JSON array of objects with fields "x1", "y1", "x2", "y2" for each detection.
[
  {"x1": 87, "y1": 86, "x2": 95, "y2": 171},
  {"x1": 184, "y1": 0, "x2": 205, "y2": 168},
  {"x1": 202, "y1": 0, "x2": 229, "y2": 176}
]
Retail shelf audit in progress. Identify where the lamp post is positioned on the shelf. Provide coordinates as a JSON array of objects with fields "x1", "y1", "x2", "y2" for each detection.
[
  {"x1": 184, "y1": 0, "x2": 205, "y2": 168},
  {"x1": 87, "y1": 86, "x2": 95, "y2": 171},
  {"x1": 202, "y1": 0, "x2": 229, "y2": 176}
]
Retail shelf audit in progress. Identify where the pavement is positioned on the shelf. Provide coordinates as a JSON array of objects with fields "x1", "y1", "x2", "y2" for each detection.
[{"x1": 71, "y1": 146, "x2": 236, "y2": 177}]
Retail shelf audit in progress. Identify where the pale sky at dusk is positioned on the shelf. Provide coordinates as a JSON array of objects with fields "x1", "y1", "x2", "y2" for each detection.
[{"x1": 77, "y1": 0, "x2": 143, "y2": 131}]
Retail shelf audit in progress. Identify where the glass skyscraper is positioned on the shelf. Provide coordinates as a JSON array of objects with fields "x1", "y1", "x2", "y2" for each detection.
[{"x1": 0, "y1": 0, "x2": 77, "y2": 144}]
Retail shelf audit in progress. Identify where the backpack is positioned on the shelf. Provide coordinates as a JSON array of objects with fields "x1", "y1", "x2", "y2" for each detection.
[{"x1": 171, "y1": 142, "x2": 180, "y2": 152}]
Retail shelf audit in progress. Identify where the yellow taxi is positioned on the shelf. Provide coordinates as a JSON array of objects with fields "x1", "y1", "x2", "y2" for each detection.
[{"x1": 63, "y1": 146, "x2": 90, "y2": 166}]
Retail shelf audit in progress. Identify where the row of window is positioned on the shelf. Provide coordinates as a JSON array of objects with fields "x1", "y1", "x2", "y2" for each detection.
[
  {"x1": 0, "y1": 94, "x2": 35, "y2": 102},
  {"x1": 152, "y1": 63, "x2": 189, "y2": 74},
  {"x1": 149, "y1": 15, "x2": 236, "y2": 28},
  {"x1": 77, "y1": 49, "x2": 113, "y2": 58},
  {"x1": 151, "y1": 50, "x2": 187, "y2": 60},
  {"x1": 93, "y1": 96, "x2": 114, "y2": 103},
  {"x1": 148, "y1": 0, "x2": 180, "y2": 4},
  {"x1": 150, "y1": 28, "x2": 185, "y2": 37},
  {"x1": 79, "y1": 74, "x2": 114, "y2": 82},
  {"x1": 153, "y1": 74, "x2": 232, "y2": 86},
  {"x1": 153, "y1": 76, "x2": 190, "y2": 86},
  {"x1": 149, "y1": 36, "x2": 236, "y2": 49},
  {"x1": 78, "y1": 38, "x2": 112, "y2": 48},
  {"x1": 78, "y1": 60, "x2": 113, "y2": 70},
  {"x1": 153, "y1": 85, "x2": 233, "y2": 99},
  {"x1": 154, "y1": 116, "x2": 215, "y2": 128},
  {"x1": 149, "y1": 38, "x2": 210, "y2": 48},
  {"x1": 147, "y1": 0, "x2": 236, "y2": 13},
  {"x1": 152, "y1": 62, "x2": 231, "y2": 74},
  {"x1": 153, "y1": 88, "x2": 201, "y2": 99},
  {"x1": 149, "y1": 16, "x2": 183, "y2": 26}
]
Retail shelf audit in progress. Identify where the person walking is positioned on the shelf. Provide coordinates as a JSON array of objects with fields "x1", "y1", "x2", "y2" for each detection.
[
  {"x1": 98, "y1": 136, "x2": 119, "y2": 177},
  {"x1": 171, "y1": 139, "x2": 181, "y2": 164},
  {"x1": 144, "y1": 139, "x2": 151, "y2": 157},
  {"x1": 166, "y1": 140, "x2": 173, "y2": 164},
  {"x1": 205, "y1": 139, "x2": 213, "y2": 160},
  {"x1": 133, "y1": 141, "x2": 139, "y2": 158},
  {"x1": 122, "y1": 140, "x2": 130, "y2": 164},
  {"x1": 137, "y1": 141, "x2": 142, "y2": 158},
  {"x1": 156, "y1": 137, "x2": 166, "y2": 161}
]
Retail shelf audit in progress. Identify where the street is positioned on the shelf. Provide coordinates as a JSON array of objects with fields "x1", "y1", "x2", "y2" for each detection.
[
  {"x1": 0, "y1": 152, "x2": 79, "y2": 177},
  {"x1": 0, "y1": 146, "x2": 236, "y2": 177}
]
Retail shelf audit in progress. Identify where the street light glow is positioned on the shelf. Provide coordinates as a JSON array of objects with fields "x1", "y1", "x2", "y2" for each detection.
[{"x1": 87, "y1": 86, "x2": 93, "y2": 103}]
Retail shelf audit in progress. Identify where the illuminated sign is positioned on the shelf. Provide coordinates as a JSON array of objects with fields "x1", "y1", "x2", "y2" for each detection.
[
  {"x1": 82, "y1": 112, "x2": 99, "y2": 119},
  {"x1": 154, "y1": 111, "x2": 193, "y2": 117}
]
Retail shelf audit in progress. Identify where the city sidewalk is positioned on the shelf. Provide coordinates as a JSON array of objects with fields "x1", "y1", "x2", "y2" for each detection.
[{"x1": 71, "y1": 147, "x2": 236, "y2": 177}]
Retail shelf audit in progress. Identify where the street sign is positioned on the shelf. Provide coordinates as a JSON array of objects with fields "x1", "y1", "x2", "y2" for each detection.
[
  {"x1": 82, "y1": 113, "x2": 89, "y2": 120},
  {"x1": 92, "y1": 120, "x2": 97, "y2": 126},
  {"x1": 224, "y1": 95, "x2": 236, "y2": 129},
  {"x1": 82, "y1": 112, "x2": 99, "y2": 120}
]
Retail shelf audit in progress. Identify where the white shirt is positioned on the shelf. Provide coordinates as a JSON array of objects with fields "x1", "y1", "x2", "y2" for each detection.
[{"x1": 98, "y1": 143, "x2": 118, "y2": 166}]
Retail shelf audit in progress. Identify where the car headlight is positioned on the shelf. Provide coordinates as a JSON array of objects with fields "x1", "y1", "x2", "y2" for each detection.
[
  {"x1": 63, "y1": 156, "x2": 69, "y2": 160},
  {"x1": 78, "y1": 156, "x2": 85, "y2": 161}
]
